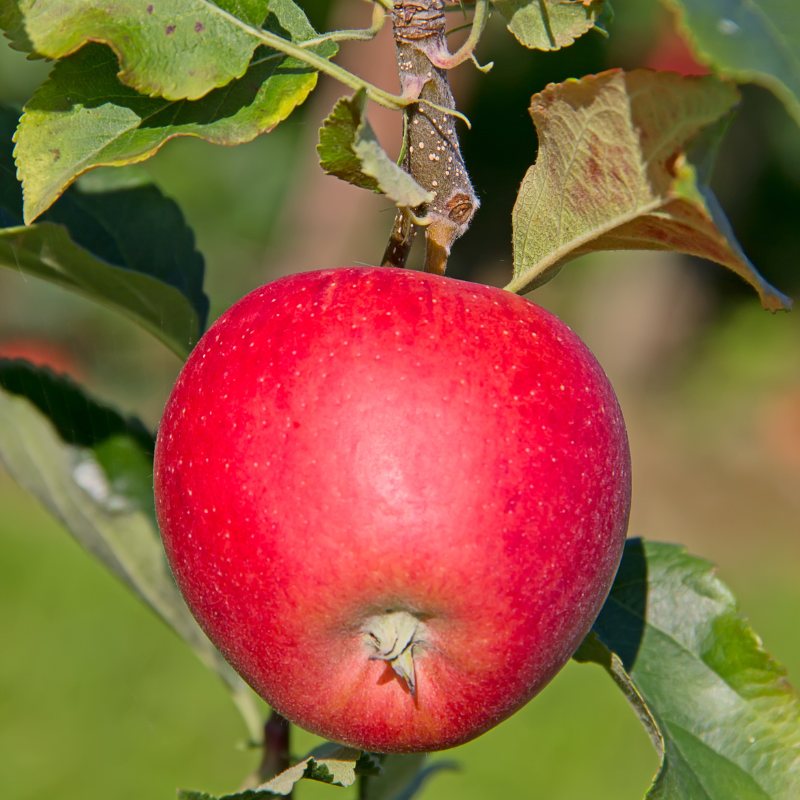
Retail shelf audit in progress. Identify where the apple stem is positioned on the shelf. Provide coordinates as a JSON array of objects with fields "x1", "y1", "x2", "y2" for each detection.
[
  {"x1": 381, "y1": 0, "x2": 479, "y2": 274},
  {"x1": 365, "y1": 610, "x2": 425, "y2": 697}
]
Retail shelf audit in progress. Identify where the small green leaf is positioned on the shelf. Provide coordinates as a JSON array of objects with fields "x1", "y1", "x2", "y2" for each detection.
[
  {"x1": 361, "y1": 754, "x2": 459, "y2": 800},
  {"x1": 575, "y1": 538, "x2": 800, "y2": 800},
  {"x1": 13, "y1": 0, "x2": 336, "y2": 222},
  {"x1": 491, "y1": 0, "x2": 604, "y2": 50},
  {"x1": 179, "y1": 745, "x2": 381, "y2": 799},
  {"x1": 2, "y1": 0, "x2": 272, "y2": 101},
  {"x1": 508, "y1": 69, "x2": 793, "y2": 312},
  {"x1": 318, "y1": 90, "x2": 433, "y2": 207},
  {"x1": 0, "y1": 362, "x2": 263, "y2": 742},
  {"x1": 318, "y1": 90, "x2": 381, "y2": 192},
  {"x1": 1, "y1": 103, "x2": 208, "y2": 359},
  {"x1": 664, "y1": 0, "x2": 800, "y2": 128}
]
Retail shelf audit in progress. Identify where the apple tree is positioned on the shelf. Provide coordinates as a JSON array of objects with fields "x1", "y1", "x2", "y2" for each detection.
[{"x1": 1, "y1": 0, "x2": 799, "y2": 798}]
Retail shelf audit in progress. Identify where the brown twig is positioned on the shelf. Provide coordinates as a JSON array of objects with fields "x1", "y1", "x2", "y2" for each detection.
[{"x1": 381, "y1": 0, "x2": 479, "y2": 273}]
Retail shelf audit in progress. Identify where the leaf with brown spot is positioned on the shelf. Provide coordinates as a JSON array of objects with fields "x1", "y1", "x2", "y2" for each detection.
[
  {"x1": 1, "y1": 0, "x2": 272, "y2": 101},
  {"x1": 12, "y1": 0, "x2": 336, "y2": 223},
  {"x1": 507, "y1": 69, "x2": 793, "y2": 312}
]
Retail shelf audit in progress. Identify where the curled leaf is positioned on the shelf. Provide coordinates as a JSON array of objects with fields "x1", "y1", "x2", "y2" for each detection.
[
  {"x1": 508, "y1": 69, "x2": 792, "y2": 311},
  {"x1": 318, "y1": 90, "x2": 433, "y2": 208}
]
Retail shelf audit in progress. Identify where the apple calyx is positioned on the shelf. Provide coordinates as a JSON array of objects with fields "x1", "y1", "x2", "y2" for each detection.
[{"x1": 364, "y1": 611, "x2": 425, "y2": 698}]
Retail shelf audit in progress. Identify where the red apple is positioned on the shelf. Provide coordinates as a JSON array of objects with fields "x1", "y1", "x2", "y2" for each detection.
[{"x1": 154, "y1": 267, "x2": 631, "y2": 753}]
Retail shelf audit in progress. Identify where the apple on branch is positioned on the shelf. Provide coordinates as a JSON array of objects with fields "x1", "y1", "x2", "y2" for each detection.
[{"x1": 154, "y1": 267, "x2": 631, "y2": 754}]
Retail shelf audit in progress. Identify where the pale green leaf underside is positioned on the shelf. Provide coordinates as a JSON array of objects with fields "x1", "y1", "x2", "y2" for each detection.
[
  {"x1": 318, "y1": 90, "x2": 433, "y2": 207},
  {"x1": 665, "y1": 0, "x2": 800, "y2": 128},
  {"x1": 0, "y1": 366, "x2": 262, "y2": 741},
  {"x1": 509, "y1": 69, "x2": 792, "y2": 311},
  {"x1": 575, "y1": 539, "x2": 800, "y2": 800},
  {"x1": 4, "y1": 0, "x2": 271, "y2": 101},
  {"x1": 491, "y1": 0, "x2": 604, "y2": 50},
  {"x1": 13, "y1": 0, "x2": 335, "y2": 223}
]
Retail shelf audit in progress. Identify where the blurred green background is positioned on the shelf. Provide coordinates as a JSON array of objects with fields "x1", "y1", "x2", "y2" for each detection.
[{"x1": 2, "y1": 1, "x2": 799, "y2": 798}]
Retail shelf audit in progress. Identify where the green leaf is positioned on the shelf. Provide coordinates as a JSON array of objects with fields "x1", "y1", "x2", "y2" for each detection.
[
  {"x1": 0, "y1": 361, "x2": 263, "y2": 742},
  {"x1": 574, "y1": 538, "x2": 800, "y2": 800},
  {"x1": 491, "y1": 0, "x2": 604, "y2": 50},
  {"x1": 507, "y1": 69, "x2": 793, "y2": 312},
  {"x1": 360, "y1": 754, "x2": 459, "y2": 800},
  {"x1": 318, "y1": 90, "x2": 433, "y2": 207},
  {"x1": 664, "y1": 0, "x2": 800, "y2": 128},
  {"x1": 13, "y1": 0, "x2": 336, "y2": 222},
  {"x1": 179, "y1": 746, "x2": 382, "y2": 799},
  {"x1": 1, "y1": 103, "x2": 208, "y2": 359},
  {"x1": 318, "y1": 90, "x2": 381, "y2": 193},
  {"x1": 1, "y1": 0, "x2": 272, "y2": 101}
]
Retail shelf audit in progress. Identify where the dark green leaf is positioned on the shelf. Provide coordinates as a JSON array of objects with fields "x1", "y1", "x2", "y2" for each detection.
[
  {"x1": 1, "y1": 102, "x2": 208, "y2": 359},
  {"x1": 0, "y1": 361, "x2": 263, "y2": 741},
  {"x1": 575, "y1": 538, "x2": 800, "y2": 799},
  {"x1": 317, "y1": 90, "x2": 433, "y2": 207},
  {"x1": 491, "y1": 0, "x2": 604, "y2": 50},
  {"x1": 664, "y1": 0, "x2": 800, "y2": 128},
  {"x1": 12, "y1": 0, "x2": 336, "y2": 222},
  {"x1": 1, "y1": 0, "x2": 272, "y2": 101}
]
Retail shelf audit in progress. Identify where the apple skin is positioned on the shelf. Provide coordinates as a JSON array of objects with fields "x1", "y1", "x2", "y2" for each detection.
[{"x1": 154, "y1": 267, "x2": 631, "y2": 754}]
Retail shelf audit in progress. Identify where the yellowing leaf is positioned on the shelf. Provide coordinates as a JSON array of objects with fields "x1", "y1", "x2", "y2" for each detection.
[
  {"x1": 12, "y1": 0, "x2": 336, "y2": 223},
  {"x1": 508, "y1": 69, "x2": 792, "y2": 311}
]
